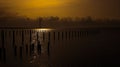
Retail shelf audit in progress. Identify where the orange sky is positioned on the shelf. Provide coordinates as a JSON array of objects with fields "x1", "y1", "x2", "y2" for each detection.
[{"x1": 0, "y1": 0, "x2": 120, "y2": 19}]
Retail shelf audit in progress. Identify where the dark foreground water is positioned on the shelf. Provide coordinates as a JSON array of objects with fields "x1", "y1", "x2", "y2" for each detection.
[{"x1": 0, "y1": 27, "x2": 120, "y2": 67}]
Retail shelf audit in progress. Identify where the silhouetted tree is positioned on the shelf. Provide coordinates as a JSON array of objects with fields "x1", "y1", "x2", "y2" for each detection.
[{"x1": 38, "y1": 17, "x2": 43, "y2": 27}]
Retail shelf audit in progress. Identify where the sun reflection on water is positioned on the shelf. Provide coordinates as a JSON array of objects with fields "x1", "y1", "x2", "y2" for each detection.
[{"x1": 34, "y1": 28, "x2": 54, "y2": 32}]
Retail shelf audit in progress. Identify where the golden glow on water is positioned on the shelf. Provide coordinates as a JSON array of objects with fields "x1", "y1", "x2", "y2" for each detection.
[{"x1": 35, "y1": 28, "x2": 54, "y2": 32}]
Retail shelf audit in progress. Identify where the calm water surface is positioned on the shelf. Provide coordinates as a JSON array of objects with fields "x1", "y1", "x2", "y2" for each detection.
[{"x1": 0, "y1": 28, "x2": 120, "y2": 67}]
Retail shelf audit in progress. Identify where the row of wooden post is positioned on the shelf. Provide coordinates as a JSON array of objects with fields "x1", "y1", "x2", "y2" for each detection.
[{"x1": 0, "y1": 29, "x2": 99, "y2": 63}]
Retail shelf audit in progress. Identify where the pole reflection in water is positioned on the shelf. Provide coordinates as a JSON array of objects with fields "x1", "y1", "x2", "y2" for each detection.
[
  {"x1": 30, "y1": 28, "x2": 53, "y2": 64},
  {"x1": 0, "y1": 48, "x2": 1, "y2": 61},
  {"x1": 0, "y1": 28, "x2": 102, "y2": 66}
]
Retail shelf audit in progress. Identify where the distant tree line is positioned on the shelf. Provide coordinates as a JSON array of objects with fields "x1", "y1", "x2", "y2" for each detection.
[
  {"x1": 36, "y1": 16, "x2": 120, "y2": 28},
  {"x1": 0, "y1": 14, "x2": 120, "y2": 28}
]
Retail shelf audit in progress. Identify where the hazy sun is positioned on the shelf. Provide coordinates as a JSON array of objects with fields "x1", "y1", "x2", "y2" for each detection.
[
  {"x1": 7, "y1": 0, "x2": 79, "y2": 18},
  {"x1": 22, "y1": 0, "x2": 67, "y2": 8}
]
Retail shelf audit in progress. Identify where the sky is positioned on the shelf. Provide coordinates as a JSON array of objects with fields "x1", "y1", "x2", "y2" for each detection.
[{"x1": 0, "y1": 0, "x2": 120, "y2": 19}]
